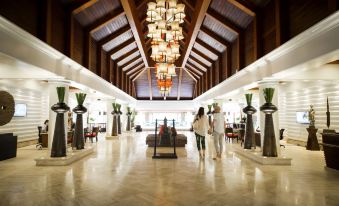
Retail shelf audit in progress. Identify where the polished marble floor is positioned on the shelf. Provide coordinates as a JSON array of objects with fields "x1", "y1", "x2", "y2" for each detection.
[{"x1": 0, "y1": 131, "x2": 339, "y2": 206}]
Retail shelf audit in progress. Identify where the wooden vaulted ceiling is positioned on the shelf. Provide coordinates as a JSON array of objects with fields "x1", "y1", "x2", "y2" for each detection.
[
  {"x1": 1, "y1": 0, "x2": 337, "y2": 100},
  {"x1": 67, "y1": 0, "x2": 273, "y2": 100}
]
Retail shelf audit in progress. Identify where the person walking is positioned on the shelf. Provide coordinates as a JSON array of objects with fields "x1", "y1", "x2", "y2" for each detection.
[
  {"x1": 212, "y1": 105, "x2": 225, "y2": 160},
  {"x1": 193, "y1": 107, "x2": 210, "y2": 159}
]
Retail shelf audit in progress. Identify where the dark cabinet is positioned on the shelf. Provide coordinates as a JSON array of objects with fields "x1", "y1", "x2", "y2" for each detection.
[{"x1": 0, "y1": 133, "x2": 17, "y2": 161}]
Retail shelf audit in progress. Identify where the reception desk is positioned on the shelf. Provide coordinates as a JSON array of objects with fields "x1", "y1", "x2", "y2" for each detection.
[
  {"x1": 0, "y1": 133, "x2": 17, "y2": 161},
  {"x1": 40, "y1": 131, "x2": 74, "y2": 147}
]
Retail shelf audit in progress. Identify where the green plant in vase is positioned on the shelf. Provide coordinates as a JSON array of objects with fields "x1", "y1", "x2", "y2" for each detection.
[
  {"x1": 51, "y1": 87, "x2": 70, "y2": 157},
  {"x1": 259, "y1": 88, "x2": 278, "y2": 157},
  {"x1": 243, "y1": 93, "x2": 257, "y2": 149},
  {"x1": 126, "y1": 106, "x2": 132, "y2": 131},
  {"x1": 72, "y1": 93, "x2": 87, "y2": 150}
]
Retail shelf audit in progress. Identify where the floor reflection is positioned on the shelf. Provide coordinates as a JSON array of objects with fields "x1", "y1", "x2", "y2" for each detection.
[{"x1": 0, "y1": 131, "x2": 339, "y2": 205}]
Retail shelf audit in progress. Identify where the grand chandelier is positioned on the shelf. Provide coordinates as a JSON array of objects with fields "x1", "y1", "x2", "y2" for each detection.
[{"x1": 146, "y1": 0, "x2": 185, "y2": 96}]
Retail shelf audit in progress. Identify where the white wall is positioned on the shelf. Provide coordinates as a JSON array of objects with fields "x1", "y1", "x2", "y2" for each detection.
[
  {"x1": 279, "y1": 81, "x2": 339, "y2": 143},
  {"x1": 0, "y1": 80, "x2": 48, "y2": 141}
]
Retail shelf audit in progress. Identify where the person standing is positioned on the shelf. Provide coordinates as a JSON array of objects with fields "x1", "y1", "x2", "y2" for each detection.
[
  {"x1": 193, "y1": 107, "x2": 210, "y2": 159},
  {"x1": 212, "y1": 106, "x2": 225, "y2": 159}
]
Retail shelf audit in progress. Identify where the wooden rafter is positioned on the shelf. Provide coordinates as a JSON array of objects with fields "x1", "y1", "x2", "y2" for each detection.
[
  {"x1": 97, "y1": 26, "x2": 131, "y2": 45},
  {"x1": 195, "y1": 38, "x2": 221, "y2": 57},
  {"x1": 121, "y1": 0, "x2": 150, "y2": 67},
  {"x1": 228, "y1": 0, "x2": 256, "y2": 16},
  {"x1": 186, "y1": 64, "x2": 203, "y2": 76},
  {"x1": 187, "y1": 61, "x2": 205, "y2": 74},
  {"x1": 183, "y1": 68, "x2": 199, "y2": 81},
  {"x1": 113, "y1": 47, "x2": 138, "y2": 62},
  {"x1": 119, "y1": 56, "x2": 141, "y2": 72},
  {"x1": 180, "y1": 0, "x2": 212, "y2": 67},
  {"x1": 206, "y1": 9, "x2": 241, "y2": 34},
  {"x1": 89, "y1": 11, "x2": 126, "y2": 34},
  {"x1": 177, "y1": 68, "x2": 183, "y2": 100},
  {"x1": 190, "y1": 55, "x2": 210, "y2": 69},
  {"x1": 128, "y1": 64, "x2": 145, "y2": 77},
  {"x1": 200, "y1": 26, "x2": 231, "y2": 48},
  {"x1": 147, "y1": 68, "x2": 153, "y2": 100},
  {"x1": 72, "y1": 0, "x2": 98, "y2": 15},
  {"x1": 192, "y1": 48, "x2": 214, "y2": 63},
  {"x1": 181, "y1": 0, "x2": 195, "y2": 11},
  {"x1": 132, "y1": 68, "x2": 147, "y2": 82}
]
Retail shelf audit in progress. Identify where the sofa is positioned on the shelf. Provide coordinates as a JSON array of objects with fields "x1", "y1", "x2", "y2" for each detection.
[{"x1": 146, "y1": 134, "x2": 187, "y2": 147}]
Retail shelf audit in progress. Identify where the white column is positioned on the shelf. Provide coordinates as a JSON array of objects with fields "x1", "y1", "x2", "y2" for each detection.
[
  {"x1": 258, "y1": 81, "x2": 281, "y2": 156},
  {"x1": 120, "y1": 103, "x2": 127, "y2": 132},
  {"x1": 48, "y1": 84, "x2": 69, "y2": 149}
]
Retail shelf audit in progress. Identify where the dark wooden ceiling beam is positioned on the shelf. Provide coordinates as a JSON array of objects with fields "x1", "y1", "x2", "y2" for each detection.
[
  {"x1": 113, "y1": 47, "x2": 139, "y2": 63},
  {"x1": 107, "y1": 38, "x2": 135, "y2": 57},
  {"x1": 195, "y1": 38, "x2": 221, "y2": 57},
  {"x1": 72, "y1": 0, "x2": 97, "y2": 14},
  {"x1": 191, "y1": 48, "x2": 214, "y2": 63},
  {"x1": 130, "y1": 69, "x2": 144, "y2": 80},
  {"x1": 228, "y1": 0, "x2": 256, "y2": 16},
  {"x1": 97, "y1": 25, "x2": 131, "y2": 46},
  {"x1": 187, "y1": 61, "x2": 205, "y2": 74},
  {"x1": 181, "y1": 0, "x2": 195, "y2": 11},
  {"x1": 121, "y1": 0, "x2": 150, "y2": 67},
  {"x1": 136, "y1": 0, "x2": 151, "y2": 10},
  {"x1": 88, "y1": 10, "x2": 125, "y2": 33},
  {"x1": 200, "y1": 26, "x2": 231, "y2": 48},
  {"x1": 128, "y1": 64, "x2": 145, "y2": 77},
  {"x1": 185, "y1": 68, "x2": 200, "y2": 80},
  {"x1": 119, "y1": 56, "x2": 141, "y2": 72},
  {"x1": 180, "y1": 0, "x2": 212, "y2": 67},
  {"x1": 186, "y1": 63, "x2": 203, "y2": 76},
  {"x1": 132, "y1": 68, "x2": 147, "y2": 82},
  {"x1": 206, "y1": 9, "x2": 241, "y2": 34},
  {"x1": 190, "y1": 55, "x2": 210, "y2": 69}
]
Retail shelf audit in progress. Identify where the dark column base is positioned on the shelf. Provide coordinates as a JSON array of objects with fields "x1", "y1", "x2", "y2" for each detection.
[
  {"x1": 262, "y1": 114, "x2": 278, "y2": 157},
  {"x1": 306, "y1": 127, "x2": 320, "y2": 151},
  {"x1": 244, "y1": 114, "x2": 255, "y2": 149},
  {"x1": 72, "y1": 114, "x2": 84, "y2": 150},
  {"x1": 51, "y1": 113, "x2": 66, "y2": 157}
]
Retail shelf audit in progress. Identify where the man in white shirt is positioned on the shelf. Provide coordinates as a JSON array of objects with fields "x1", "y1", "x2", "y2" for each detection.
[{"x1": 212, "y1": 106, "x2": 225, "y2": 159}]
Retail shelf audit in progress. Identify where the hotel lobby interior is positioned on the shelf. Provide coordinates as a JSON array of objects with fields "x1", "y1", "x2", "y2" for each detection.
[{"x1": 1, "y1": 0, "x2": 339, "y2": 205}]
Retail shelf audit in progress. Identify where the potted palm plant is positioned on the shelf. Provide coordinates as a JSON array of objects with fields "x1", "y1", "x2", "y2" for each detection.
[
  {"x1": 260, "y1": 88, "x2": 278, "y2": 157},
  {"x1": 126, "y1": 106, "x2": 132, "y2": 131},
  {"x1": 72, "y1": 93, "x2": 87, "y2": 150},
  {"x1": 51, "y1": 87, "x2": 70, "y2": 157},
  {"x1": 243, "y1": 93, "x2": 257, "y2": 150}
]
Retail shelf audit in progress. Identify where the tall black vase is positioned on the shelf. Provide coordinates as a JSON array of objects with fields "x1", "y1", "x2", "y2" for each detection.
[
  {"x1": 72, "y1": 105, "x2": 87, "y2": 150},
  {"x1": 118, "y1": 115, "x2": 121, "y2": 134},
  {"x1": 112, "y1": 112, "x2": 118, "y2": 136},
  {"x1": 243, "y1": 105, "x2": 257, "y2": 149},
  {"x1": 51, "y1": 102, "x2": 70, "y2": 157},
  {"x1": 126, "y1": 115, "x2": 131, "y2": 131},
  {"x1": 260, "y1": 102, "x2": 278, "y2": 157}
]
